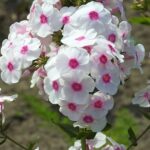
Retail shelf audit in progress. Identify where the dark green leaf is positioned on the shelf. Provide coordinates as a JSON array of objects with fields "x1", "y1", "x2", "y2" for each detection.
[{"x1": 128, "y1": 127, "x2": 137, "y2": 146}]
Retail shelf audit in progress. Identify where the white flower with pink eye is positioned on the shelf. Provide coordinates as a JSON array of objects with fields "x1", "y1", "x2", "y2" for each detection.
[
  {"x1": 69, "y1": 132, "x2": 106, "y2": 150},
  {"x1": 102, "y1": 137, "x2": 126, "y2": 150},
  {"x1": 62, "y1": 25, "x2": 98, "y2": 48},
  {"x1": 30, "y1": 3, "x2": 62, "y2": 37},
  {"x1": 132, "y1": 85, "x2": 150, "y2": 108},
  {"x1": 14, "y1": 35, "x2": 41, "y2": 68},
  {"x1": 1, "y1": 32, "x2": 17, "y2": 56},
  {"x1": 0, "y1": 89, "x2": 18, "y2": 113},
  {"x1": 71, "y1": 1, "x2": 112, "y2": 27},
  {"x1": 59, "y1": 100, "x2": 87, "y2": 121},
  {"x1": 95, "y1": 67, "x2": 120, "y2": 95},
  {"x1": 44, "y1": 69, "x2": 62, "y2": 104},
  {"x1": 0, "y1": 54, "x2": 22, "y2": 84},
  {"x1": 62, "y1": 71, "x2": 95, "y2": 104},
  {"x1": 88, "y1": 92, "x2": 114, "y2": 118},
  {"x1": 74, "y1": 112, "x2": 107, "y2": 132},
  {"x1": 55, "y1": 46, "x2": 90, "y2": 75},
  {"x1": 95, "y1": 39, "x2": 124, "y2": 63},
  {"x1": 60, "y1": 7, "x2": 76, "y2": 25},
  {"x1": 119, "y1": 21, "x2": 131, "y2": 40},
  {"x1": 9, "y1": 20, "x2": 31, "y2": 35},
  {"x1": 87, "y1": 132, "x2": 106, "y2": 149},
  {"x1": 90, "y1": 44, "x2": 115, "y2": 76}
]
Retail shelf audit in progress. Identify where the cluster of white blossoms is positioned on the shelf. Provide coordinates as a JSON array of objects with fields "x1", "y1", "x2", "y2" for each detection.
[
  {"x1": 0, "y1": 0, "x2": 145, "y2": 133},
  {"x1": 69, "y1": 132, "x2": 126, "y2": 150}
]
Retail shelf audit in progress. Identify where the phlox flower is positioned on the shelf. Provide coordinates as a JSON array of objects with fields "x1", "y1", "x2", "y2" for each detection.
[
  {"x1": 132, "y1": 85, "x2": 150, "y2": 108},
  {"x1": 74, "y1": 112, "x2": 107, "y2": 132},
  {"x1": 59, "y1": 100, "x2": 87, "y2": 121},
  {"x1": 62, "y1": 24, "x2": 98, "y2": 48},
  {"x1": 44, "y1": 75, "x2": 62, "y2": 104},
  {"x1": 55, "y1": 46, "x2": 90, "y2": 75},
  {"x1": 9, "y1": 20, "x2": 31, "y2": 35},
  {"x1": 95, "y1": 67, "x2": 120, "y2": 95},
  {"x1": 61, "y1": 71, "x2": 95, "y2": 104},
  {"x1": 87, "y1": 92, "x2": 114, "y2": 118},
  {"x1": 0, "y1": 53, "x2": 22, "y2": 84},
  {"x1": 13, "y1": 34, "x2": 41, "y2": 68},
  {"x1": 69, "y1": 132, "x2": 106, "y2": 150},
  {"x1": 102, "y1": 137, "x2": 126, "y2": 150},
  {"x1": 71, "y1": 1, "x2": 112, "y2": 27},
  {"x1": 29, "y1": 3, "x2": 62, "y2": 37},
  {"x1": 60, "y1": 7, "x2": 77, "y2": 25}
]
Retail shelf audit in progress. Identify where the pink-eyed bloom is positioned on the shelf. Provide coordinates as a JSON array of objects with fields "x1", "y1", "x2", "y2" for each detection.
[
  {"x1": 87, "y1": 92, "x2": 114, "y2": 118},
  {"x1": 61, "y1": 71, "x2": 95, "y2": 104},
  {"x1": 132, "y1": 85, "x2": 150, "y2": 108},
  {"x1": 55, "y1": 46, "x2": 90, "y2": 75},
  {"x1": 29, "y1": 3, "x2": 62, "y2": 37},
  {"x1": 0, "y1": 53, "x2": 22, "y2": 84},
  {"x1": 59, "y1": 100, "x2": 87, "y2": 121}
]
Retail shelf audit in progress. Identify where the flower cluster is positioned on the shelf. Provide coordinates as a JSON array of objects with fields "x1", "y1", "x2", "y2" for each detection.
[
  {"x1": 69, "y1": 132, "x2": 126, "y2": 150},
  {"x1": 0, "y1": 0, "x2": 145, "y2": 133}
]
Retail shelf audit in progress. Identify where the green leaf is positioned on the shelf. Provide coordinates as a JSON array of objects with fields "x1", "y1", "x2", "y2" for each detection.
[
  {"x1": 128, "y1": 127, "x2": 137, "y2": 146},
  {"x1": 27, "y1": 141, "x2": 37, "y2": 150},
  {"x1": 102, "y1": 123, "x2": 112, "y2": 132},
  {"x1": 129, "y1": 17, "x2": 150, "y2": 25},
  {"x1": 140, "y1": 111, "x2": 150, "y2": 120}
]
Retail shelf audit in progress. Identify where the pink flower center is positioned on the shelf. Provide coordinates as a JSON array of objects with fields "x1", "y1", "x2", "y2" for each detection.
[
  {"x1": 102, "y1": 73, "x2": 111, "y2": 83},
  {"x1": 72, "y1": 82, "x2": 82, "y2": 92},
  {"x1": 83, "y1": 46, "x2": 93, "y2": 54},
  {"x1": 21, "y1": 46, "x2": 29, "y2": 54},
  {"x1": 94, "y1": 100, "x2": 104, "y2": 108},
  {"x1": 7, "y1": 62, "x2": 14, "y2": 72},
  {"x1": 62, "y1": 16, "x2": 70, "y2": 25},
  {"x1": 108, "y1": 44, "x2": 116, "y2": 52},
  {"x1": 144, "y1": 92, "x2": 150, "y2": 100},
  {"x1": 40, "y1": 14, "x2": 48, "y2": 24},
  {"x1": 75, "y1": 36, "x2": 85, "y2": 41},
  {"x1": 69, "y1": 58, "x2": 79, "y2": 69},
  {"x1": 99, "y1": 54, "x2": 108, "y2": 64},
  {"x1": 68, "y1": 103, "x2": 77, "y2": 111},
  {"x1": 89, "y1": 11, "x2": 99, "y2": 21},
  {"x1": 83, "y1": 115, "x2": 94, "y2": 124},
  {"x1": 52, "y1": 80, "x2": 59, "y2": 92},
  {"x1": 108, "y1": 33, "x2": 116, "y2": 43}
]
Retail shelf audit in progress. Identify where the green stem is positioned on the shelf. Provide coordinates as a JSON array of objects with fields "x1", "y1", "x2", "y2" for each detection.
[
  {"x1": 4, "y1": 134, "x2": 28, "y2": 150},
  {"x1": 81, "y1": 136, "x2": 86, "y2": 150},
  {"x1": 127, "y1": 125, "x2": 150, "y2": 150}
]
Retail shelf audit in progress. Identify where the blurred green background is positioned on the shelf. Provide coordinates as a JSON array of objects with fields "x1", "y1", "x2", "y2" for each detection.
[{"x1": 0, "y1": 0, "x2": 149, "y2": 150}]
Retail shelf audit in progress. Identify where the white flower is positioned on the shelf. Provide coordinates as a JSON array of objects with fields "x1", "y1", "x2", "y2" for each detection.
[
  {"x1": 74, "y1": 113, "x2": 107, "y2": 132},
  {"x1": 87, "y1": 132, "x2": 106, "y2": 149},
  {"x1": 9, "y1": 20, "x2": 31, "y2": 35},
  {"x1": 102, "y1": 137, "x2": 126, "y2": 150},
  {"x1": 71, "y1": 1, "x2": 112, "y2": 27},
  {"x1": 44, "y1": 76, "x2": 62, "y2": 104},
  {"x1": 59, "y1": 100, "x2": 87, "y2": 121},
  {"x1": 60, "y1": 7, "x2": 77, "y2": 25},
  {"x1": 0, "y1": 53, "x2": 22, "y2": 84},
  {"x1": 62, "y1": 25, "x2": 98, "y2": 48},
  {"x1": 87, "y1": 92, "x2": 114, "y2": 119},
  {"x1": 132, "y1": 85, "x2": 150, "y2": 108},
  {"x1": 13, "y1": 34, "x2": 41, "y2": 68},
  {"x1": 30, "y1": 3, "x2": 62, "y2": 37},
  {"x1": 62, "y1": 71, "x2": 95, "y2": 104},
  {"x1": 55, "y1": 46, "x2": 90, "y2": 75},
  {"x1": 95, "y1": 67, "x2": 120, "y2": 95}
]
